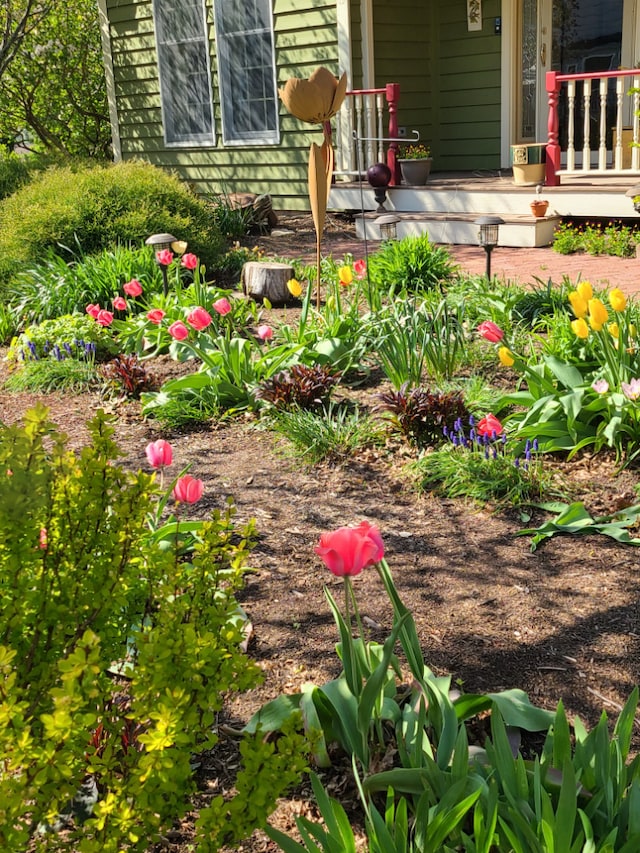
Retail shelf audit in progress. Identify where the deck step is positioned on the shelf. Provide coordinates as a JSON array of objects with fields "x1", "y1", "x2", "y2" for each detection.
[{"x1": 355, "y1": 211, "x2": 561, "y2": 248}]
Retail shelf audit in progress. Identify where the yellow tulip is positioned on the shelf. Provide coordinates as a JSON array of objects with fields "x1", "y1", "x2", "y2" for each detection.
[
  {"x1": 588, "y1": 298, "x2": 608, "y2": 331},
  {"x1": 630, "y1": 324, "x2": 637, "y2": 338},
  {"x1": 568, "y1": 290, "x2": 588, "y2": 319},
  {"x1": 287, "y1": 278, "x2": 303, "y2": 298},
  {"x1": 571, "y1": 317, "x2": 589, "y2": 339},
  {"x1": 278, "y1": 67, "x2": 347, "y2": 125},
  {"x1": 608, "y1": 322, "x2": 619, "y2": 339},
  {"x1": 577, "y1": 281, "x2": 593, "y2": 302},
  {"x1": 338, "y1": 265, "x2": 353, "y2": 286},
  {"x1": 609, "y1": 288, "x2": 627, "y2": 312},
  {"x1": 498, "y1": 346, "x2": 515, "y2": 367}
]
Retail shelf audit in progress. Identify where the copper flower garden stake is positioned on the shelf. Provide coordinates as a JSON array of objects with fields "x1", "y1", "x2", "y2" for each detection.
[{"x1": 279, "y1": 67, "x2": 347, "y2": 308}]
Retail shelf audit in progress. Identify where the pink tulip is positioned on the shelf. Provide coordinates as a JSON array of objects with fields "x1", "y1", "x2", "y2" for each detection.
[
  {"x1": 86, "y1": 303, "x2": 100, "y2": 319},
  {"x1": 156, "y1": 249, "x2": 174, "y2": 266},
  {"x1": 173, "y1": 474, "x2": 204, "y2": 504},
  {"x1": 477, "y1": 414, "x2": 504, "y2": 437},
  {"x1": 147, "y1": 308, "x2": 166, "y2": 324},
  {"x1": 257, "y1": 324, "x2": 273, "y2": 341},
  {"x1": 113, "y1": 296, "x2": 127, "y2": 311},
  {"x1": 168, "y1": 321, "x2": 189, "y2": 341},
  {"x1": 213, "y1": 297, "x2": 232, "y2": 316},
  {"x1": 315, "y1": 521, "x2": 384, "y2": 577},
  {"x1": 123, "y1": 279, "x2": 143, "y2": 297},
  {"x1": 186, "y1": 306, "x2": 212, "y2": 331},
  {"x1": 353, "y1": 259, "x2": 367, "y2": 279},
  {"x1": 96, "y1": 309, "x2": 114, "y2": 327},
  {"x1": 477, "y1": 321, "x2": 504, "y2": 343},
  {"x1": 39, "y1": 527, "x2": 48, "y2": 550},
  {"x1": 181, "y1": 253, "x2": 198, "y2": 270},
  {"x1": 145, "y1": 439, "x2": 173, "y2": 468}
]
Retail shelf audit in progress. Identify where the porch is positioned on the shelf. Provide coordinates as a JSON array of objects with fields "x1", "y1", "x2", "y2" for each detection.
[{"x1": 328, "y1": 70, "x2": 640, "y2": 248}]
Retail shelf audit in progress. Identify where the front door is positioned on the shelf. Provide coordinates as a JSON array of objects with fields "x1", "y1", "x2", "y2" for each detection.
[{"x1": 515, "y1": 0, "x2": 635, "y2": 145}]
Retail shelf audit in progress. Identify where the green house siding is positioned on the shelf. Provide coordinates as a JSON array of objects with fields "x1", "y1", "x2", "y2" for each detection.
[
  {"x1": 372, "y1": 0, "x2": 501, "y2": 172},
  {"x1": 106, "y1": 0, "x2": 339, "y2": 210}
]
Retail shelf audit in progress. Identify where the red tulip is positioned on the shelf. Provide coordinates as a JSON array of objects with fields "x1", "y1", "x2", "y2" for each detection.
[
  {"x1": 477, "y1": 414, "x2": 504, "y2": 437},
  {"x1": 477, "y1": 321, "x2": 504, "y2": 343},
  {"x1": 353, "y1": 259, "x2": 367, "y2": 279},
  {"x1": 113, "y1": 296, "x2": 127, "y2": 311},
  {"x1": 147, "y1": 308, "x2": 166, "y2": 324},
  {"x1": 168, "y1": 321, "x2": 189, "y2": 341},
  {"x1": 213, "y1": 297, "x2": 232, "y2": 316},
  {"x1": 181, "y1": 253, "x2": 198, "y2": 270},
  {"x1": 257, "y1": 324, "x2": 273, "y2": 341},
  {"x1": 123, "y1": 279, "x2": 143, "y2": 297},
  {"x1": 315, "y1": 521, "x2": 384, "y2": 577},
  {"x1": 187, "y1": 306, "x2": 212, "y2": 331},
  {"x1": 156, "y1": 249, "x2": 174, "y2": 266},
  {"x1": 145, "y1": 439, "x2": 173, "y2": 468},
  {"x1": 96, "y1": 309, "x2": 114, "y2": 327},
  {"x1": 86, "y1": 303, "x2": 100, "y2": 318},
  {"x1": 173, "y1": 474, "x2": 204, "y2": 504}
]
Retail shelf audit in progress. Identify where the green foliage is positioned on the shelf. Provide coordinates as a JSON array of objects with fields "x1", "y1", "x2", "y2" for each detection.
[
  {"x1": 518, "y1": 500, "x2": 640, "y2": 551},
  {"x1": 7, "y1": 244, "x2": 165, "y2": 325},
  {"x1": 3, "y1": 358, "x2": 98, "y2": 393},
  {"x1": 371, "y1": 298, "x2": 467, "y2": 389},
  {"x1": 367, "y1": 235, "x2": 458, "y2": 294},
  {"x1": 0, "y1": 406, "x2": 307, "y2": 851},
  {"x1": 0, "y1": 150, "x2": 36, "y2": 200},
  {"x1": 8, "y1": 314, "x2": 118, "y2": 364},
  {"x1": 218, "y1": 242, "x2": 266, "y2": 284},
  {"x1": 0, "y1": 160, "x2": 224, "y2": 287},
  {"x1": 511, "y1": 276, "x2": 572, "y2": 329},
  {"x1": 256, "y1": 364, "x2": 340, "y2": 410},
  {"x1": 0, "y1": 0, "x2": 110, "y2": 158},
  {"x1": 552, "y1": 220, "x2": 639, "y2": 257},
  {"x1": 266, "y1": 403, "x2": 384, "y2": 465},
  {"x1": 377, "y1": 383, "x2": 470, "y2": 449},
  {"x1": 207, "y1": 191, "x2": 254, "y2": 239}
]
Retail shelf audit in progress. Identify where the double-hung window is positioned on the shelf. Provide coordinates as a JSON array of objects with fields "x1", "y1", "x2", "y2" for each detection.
[
  {"x1": 153, "y1": 0, "x2": 215, "y2": 146},
  {"x1": 214, "y1": 0, "x2": 279, "y2": 145}
]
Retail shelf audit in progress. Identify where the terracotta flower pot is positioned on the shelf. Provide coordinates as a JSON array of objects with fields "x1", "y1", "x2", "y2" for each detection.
[{"x1": 530, "y1": 200, "x2": 549, "y2": 217}]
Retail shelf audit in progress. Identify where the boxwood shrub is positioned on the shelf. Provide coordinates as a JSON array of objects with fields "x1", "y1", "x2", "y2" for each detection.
[{"x1": 0, "y1": 159, "x2": 224, "y2": 287}]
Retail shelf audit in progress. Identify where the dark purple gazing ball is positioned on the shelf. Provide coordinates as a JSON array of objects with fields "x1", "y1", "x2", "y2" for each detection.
[{"x1": 367, "y1": 163, "x2": 391, "y2": 188}]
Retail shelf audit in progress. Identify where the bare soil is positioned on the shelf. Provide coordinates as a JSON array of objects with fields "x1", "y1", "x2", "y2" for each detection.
[{"x1": 2, "y1": 214, "x2": 640, "y2": 851}]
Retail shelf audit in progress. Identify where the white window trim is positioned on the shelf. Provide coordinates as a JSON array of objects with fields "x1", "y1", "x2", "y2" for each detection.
[
  {"x1": 152, "y1": 0, "x2": 216, "y2": 148},
  {"x1": 214, "y1": 0, "x2": 280, "y2": 146}
]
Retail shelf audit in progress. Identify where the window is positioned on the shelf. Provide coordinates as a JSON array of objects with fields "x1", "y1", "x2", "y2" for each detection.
[
  {"x1": 214, "y1": 0, "x2": 279, "y2": 145},
  {"x1": 153, "y1": 0, "x2": 215, "y2": 146}
]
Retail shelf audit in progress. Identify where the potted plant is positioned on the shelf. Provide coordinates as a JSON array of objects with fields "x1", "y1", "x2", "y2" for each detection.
[
  {"x1": 530, "y1": 184, "x2": 549, "y2": 217},
  {"x1": 398, "y1": 143, "x2": 433, "y2": 185}
]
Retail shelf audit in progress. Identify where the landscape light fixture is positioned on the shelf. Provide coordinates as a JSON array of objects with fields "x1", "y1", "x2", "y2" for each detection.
[
  {"x1": 475, "y1": 216, "x2": 504, "y2": 280},
  {"x1": 145, "y1": 232, "x2": 177, "y2": 296},
  {"x1": 376, "y1": 213, "x2": 400, "y2": 241}
]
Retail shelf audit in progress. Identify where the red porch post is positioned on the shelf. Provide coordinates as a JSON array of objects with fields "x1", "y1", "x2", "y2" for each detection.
[
  {"x1": 385, "y1": 82, "x2": 401, "y2": 186},
  {"x1": 546, "y1": 71, "x2": 561, "y2": 186}
]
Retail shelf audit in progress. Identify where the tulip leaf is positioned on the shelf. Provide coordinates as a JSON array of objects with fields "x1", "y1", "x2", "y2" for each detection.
[
  {"x1": 454, "y1": 688, "x2": 554, "y2": 732},
  {"x1": 518, "y1": 501, "x2": 640, "y2": 551},
  {"x1": 242, "y1": 693, "x2": 302, "y2": 734}
]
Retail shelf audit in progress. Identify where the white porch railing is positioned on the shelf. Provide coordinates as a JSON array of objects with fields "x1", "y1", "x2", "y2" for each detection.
[
  {"x1": 546, "y1": 68, "x2": 640, "y2": 185},
  {"x1": 334, "y1": 83, "x2": 401, "y2": 184}
]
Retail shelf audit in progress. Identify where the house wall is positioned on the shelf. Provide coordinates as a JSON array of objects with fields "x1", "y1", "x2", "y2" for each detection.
[
  {"x1": 372, "y1": 0, "x2": 502, "y2": 172},
  {"x1": 106, "y1": 0, "x2": 340, "y2": 210}
]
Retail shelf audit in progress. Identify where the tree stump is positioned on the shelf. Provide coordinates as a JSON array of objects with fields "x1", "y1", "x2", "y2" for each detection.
[{"x1": 241, "y1": 261, "x2": 296, "y2": 305}]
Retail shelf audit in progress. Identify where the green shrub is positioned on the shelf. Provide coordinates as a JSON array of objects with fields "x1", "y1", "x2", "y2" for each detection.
[
  {"x1": 0, "y1": 407, "x2": 308, "y2": 851},
  {"x1": 367, "y1": 234, "x2": 458, "y2": 294},
  {"x1": 8, "y1": 314, "x2": 118, "y2": 365},
  {"x1": 0, "y1": 159, "x2": 224, "y2": 287},
  {"x1": 0, "y1": 151, "x2": 33, "y2": 200}
]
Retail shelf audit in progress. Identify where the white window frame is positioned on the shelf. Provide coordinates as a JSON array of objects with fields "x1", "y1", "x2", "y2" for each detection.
[
  {"x1": 152, "y1": 0, "x2": 215, "y2": 147},
  {"x1": 214, "y1": 0, "x2": 280, "y2": 146}
]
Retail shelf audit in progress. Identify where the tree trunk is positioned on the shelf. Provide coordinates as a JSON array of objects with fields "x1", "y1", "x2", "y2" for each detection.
[{"x1": 241, "y1": 261, "x2": 296, "y2": 305}]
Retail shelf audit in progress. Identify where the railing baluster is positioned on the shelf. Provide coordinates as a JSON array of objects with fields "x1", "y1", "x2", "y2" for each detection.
[
  {"x1": 582, "y1": 79, "x2": 592, "y2": 172},
  {"x1": 376, "y1": 92, "x2": 384, "y2": 163},
  {"x1": 614, "y1": 77, "x2": 624, "y2": 170},
  {"x1": 633, "y1": 76, "x2": 640, "y2": 171},
  {"x1": 354, "y1": 94, "x2": 364, "y2": 174},
  {"x1": 567, "y1": 80, "x2": 576, "y2": 171},
  {"x1": 598, "y1": 77, "x2": 608, "y2": 169}
]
